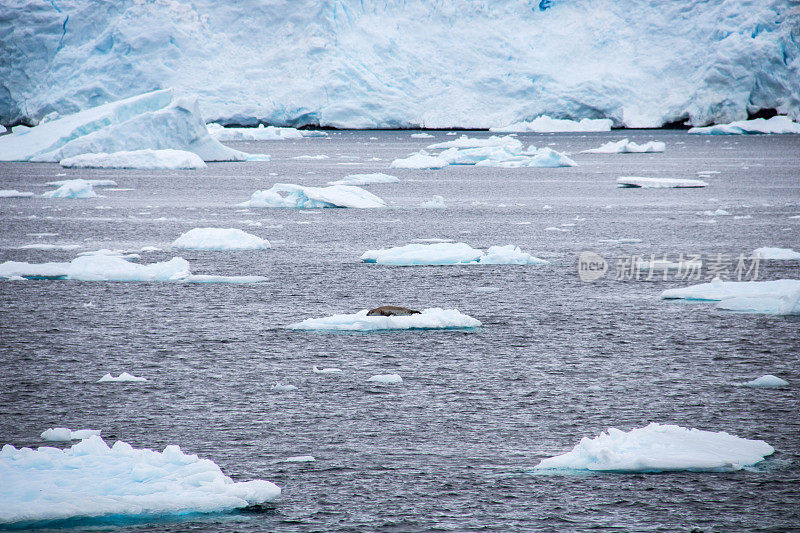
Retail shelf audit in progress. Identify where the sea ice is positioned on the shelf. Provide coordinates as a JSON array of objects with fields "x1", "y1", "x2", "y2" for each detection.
[
  {"x1": 361, "y1": 242, "x2": 547, "y2": 266},
  {"x1": 533, "y1": 423, "x2": 774, "y2": 473},
  {"x1": 286, "y1": 308, "x2": 481, "y2": 331},
  {"x1": 427, "y1": 142, "x2": 576, "y2": 168},
  {"x1": 313, "y1": 366, "x2": 342, "y2": 374},
  {"x1": 490, "y1": 116, "x2": 612, "y2": 132},
  {"x1": 479, "y1": 245, "x2": 549, "y2": 265},
  {"x1": 60, "y1": 149, "x2": 207, "y2": 170},
  {"x1": 0, "y1": 190, "x2": 34, "y2": 198},
  {"x1": 427, "y1": 135, "x2": 523, "y2": 150},
  {"x1": 46, "y1": 179, "x2": 117, "y2": 187},
  {"x1": 17, "y1": 244, "x2": 82, "y2": 251},
  {"x1": 418, "y1": 195, "x2": 446, "y2": 209},
  {"x1": 700, "y1": 208, "x2": 731, "y2": 216},
  {"x1": 662, "y1": 279, "x2": 800, "y2": 315},
  {"x1": 42, "y1": 179, "x2": 97, "y2": 199},
  {"x1": 753, "y1": 247, "x2": 800, "y2": 260},
  {"x1": 367, "y1": 374, "x2": 403, "y2": 384},
  {"x1": 689, "y1": 116, "x2": 800, "y2": 135},
  {"x1": 272, "y1": 384, "x2": 298, "y2": 392},
  {"x1": 278, "y1": 455, "x2": 316, "y2": 462},
  {"x1": 172, "y1": 228, "x2": 271, "y2": 250},
  {"x1": 583, "y1": 139, "x2": 665, "y2": 153},
  {"x1": 616, "y1": 177, "x2": 707, "y2": 188},
  {"x1": 239, "y1": 183, "x2": 386, "y2": 209},
  {"x1": 41, "y1": 428, "x2": 101, "y2": 441},
  {"x1": 98, "y1": 372, "x2": 147, "y2": 382},
  {"x1": 206, "y1": 122, "x2": 303, "y2": 141},
  {"x1": 0, "y1": 436, "x2": 280, "y2": 525},
  {"x1": 390, "y1": 151, "x2": 449, "y2": 169},
  {"x1": 410, "y1": 132, "x2": 433, "y2": 138},
  {"x1": 328, "y1": 173, "x2": 399, "y2": 186},
  {"x1": 743, "y1": 375, "x2": 789, "y2": 388}
]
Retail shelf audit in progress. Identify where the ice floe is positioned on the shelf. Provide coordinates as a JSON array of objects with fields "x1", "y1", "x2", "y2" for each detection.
[
  {"x1": 367, "y1": 374, "x2": 403, "y2": 384},
  {"x1": 744, "y1": 375, "x2": 789, "y2": 388},
  {"x1": 662, "y1": 279, "x2": 800, "y2": 315},
  {"x1": 328, "y1": 173, "x2": 399, "y2": 186},
  {"x1": 206, "y1": 122, "x2": 303, "y2": 141},
  {"x1": 410, "y1": 132, "x2": 434, "y2": 138},
  {"x1": 276, "y1": 455, "x2": 316, "y2": 462},
  {"x1": 753, "y1": 247, "x2": 800, "y2": 260},
  {"x1": 172, "y1": 228, "x2": 270, "y2": 250},
  {"x1": 427, "y1": 135, "x2": 523, "y2": 150},
  {"x1": 46, "y1": 178, "x2": 117, "y2": 187},
  {"x1": 286, "y1": 308, "x2": 481, "y2": 331},
  {"x1": 17, "y1": 244, "x2": 82, "y2": 251},
  {"x1": 417, "y1": 136, "x2": 576, "y2": 168},
  {"x1": 418, "y1": 195, "x2": 446, "y2": 209},
  {"x1": 533, "y1": 423, "x2": 774, "y2": 473},
  {"x1": 361, "y1": 243, "x2": 547, "y2": 266},
  {"x1": 700, "y1": 208, "x2": 731, "y2": 216},
  {"x1": 583, "y1": 139, "x2": 665, "y2": 153},
  {"x1": 390, "y1": 151, "x2": 449, "y2": 169},
  {"x1": 616, "y1": 177, "x2": 707, "y2": 188},
  {"x1": 98, "y1": 372, "x2": 147, "y2": 382},
  {"x1": 0, "y1": 89, "x2": 247, "y2": 162},
  {"x1": 0, "y1": 436, "x2": 280, "y2": 525},
  {"x1": 239, "y1": 183, "x2": 385, "y2": 209},
  {"x1": 313, "y1": 366, "x2": 342, "y2": 374},
  {"x1": 689, "y1": 116, "x2": 800, "y2": 135},
  {"x1": 293, "y1": 154, "x2": 329, "y2": 160},
  {"x1": 272, "y1": 384, "x2": 298, "y2": 392},
  {"x1": 42, "y1": 179, "x2": 97, "y2": 199},
  {"x1": 0, "y1": 190, "x2": 34, "y2": 198},
  {"x1": 490, "y1": 116, "x2": 613, "y2": 132},
  {"x1": 60, "y1": 149, "x2": 207, "y2": 169},
  {"x1": 41, "y1": 428, "x2": 101, "y2": 441}
]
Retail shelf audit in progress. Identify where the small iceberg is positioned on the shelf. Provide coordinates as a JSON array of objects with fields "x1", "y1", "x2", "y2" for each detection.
[
  {"x1": 41, "y1": 428, "x2": 101, "y2": 441},
  {"x1": 410, "y1": 132, "x2": 434, "y2": 138},
  {"x1": 46, "y1": 178, "x2": 117, "y2": 187},
  {"x1": 743, "y1": 375, "x2": 789, "y2": 388},
  {"x1": 490, "y1": 116, "x2": 612, "y2": 133},
  {"x1": 206, "y1": 122, "x2": 303, "y2": 141},
  {"x1": 583, "y1": 139, "x2": 665, "y2": 154},
  {"x1": 0, "y1": 190, "x2": 34, "y2": 198},
  {"x1": 328, "y1": 173, "x2": 399, "y2": 186},
  {"x1": 753, "y1": 247, "x2": 800, "y2": 260},
  {"x1": 662, "y1": 279, "x2": 800, "y2": 315},
  {"x1": 700, "y1": 208, "x2": 731, "y2": 216},
  {"x1": 427, "y1": 135, "x2": 522, "y2": 150},
  {"x1": 239, "y1": 183, "x2": 386, "y2": 209},
  {"x1": 390, "y1": 151, "x2": 449, "y2": 169},
  {"x1": 313, "y1": 366, "x2": 342, "y2": 374},
  {"x1": 422, "y1": 139, "x2": 576, "y2": 168},
  {"x1": 275, "y1": 455, "x2": 316, "y2": 463},
  {"x1": 59, "y1": 149, "x2": 207, "y2": 169},
  {"x1": 367, "y1": 374, "x2": 403, "y2": 384},
  {"x1": 286, "y1": 308, "x2": 481, "y2": 331},
  {"x1": 98, "y1": 372, "x2": 147, "y2": 382},
  {"x1": 172, "y1": 228, "x2": 270, "y2": 250},
  {"x1": 688, "y1": 116, "x2": 800, "y2": 135},
  {"x1": 533, "y1": 423, "x2": 774, "y2": 473},
  {"x1": 0, "y1": 436, "x2": 280, "y2": 526},
  {"x1": 361, "y1": 242, "x2": 547, "y2": 266},
  {"x1": 293, "y1": 154, "x2": 329, "y2": 160},
  {"x1": 617, "y1": 177, "x2": 707, "y2": 188},
  {"x1": 42, "y1": 179, "x2": 97, "y2": 199},
  {"x1": 272, "y1": 383, "x2": 298, "y2": 392},
  {"x1": 418, "y1": 195, "x2": 446, "y2": 209}
]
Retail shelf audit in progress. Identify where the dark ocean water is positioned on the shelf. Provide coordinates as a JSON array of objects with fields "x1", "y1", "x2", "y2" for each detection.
[{"x1": 0, "y1": 130, "x2": 798, "y2": 532}]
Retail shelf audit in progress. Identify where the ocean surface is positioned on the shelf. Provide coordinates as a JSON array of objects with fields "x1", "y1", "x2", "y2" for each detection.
[{"x1": 1, "y1": 130, "x2": 798, "y2": 532}]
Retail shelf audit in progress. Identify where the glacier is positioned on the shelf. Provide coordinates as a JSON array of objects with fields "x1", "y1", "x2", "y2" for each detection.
[{"x1": 2, "y1": 1, "x2": 798, "y2": 129}]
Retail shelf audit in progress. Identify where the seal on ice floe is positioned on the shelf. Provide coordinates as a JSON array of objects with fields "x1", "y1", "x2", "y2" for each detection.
[{"x1": 366, "y1": 305, "x2": 421, "y2": 317}]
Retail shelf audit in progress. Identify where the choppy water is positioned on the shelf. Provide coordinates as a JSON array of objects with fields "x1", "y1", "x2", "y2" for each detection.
[{"x1": 1, "y1": 130, "x2": 799, "y2": 532}]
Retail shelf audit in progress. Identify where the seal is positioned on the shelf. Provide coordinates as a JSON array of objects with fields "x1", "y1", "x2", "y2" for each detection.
[{"x1": 366, "y1": 305, "x2": 421, "y2": 317}]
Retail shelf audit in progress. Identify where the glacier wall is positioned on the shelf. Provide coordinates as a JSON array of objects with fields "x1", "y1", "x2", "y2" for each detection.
[{"x1": 1, "y1": 0, "x2": 799, "y2": 129}]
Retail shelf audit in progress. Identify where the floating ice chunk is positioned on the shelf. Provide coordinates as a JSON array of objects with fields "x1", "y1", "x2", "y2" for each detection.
[
  {"x1": 98, "y1": 372, "x2": 147, "y2": 382},
  {"x1": 42, "y1": 179, "x2": 97, "y2": 199},
  {"x1": 46, "y1": 179, "x2": 117, "y2": 187},
  {"x1": 0, "y1": 124, "x2": 5, "y2": 134},
  {"x1": 662, "y1": 279, "x2": 800, "y2": 315},
  {"x1": 427, "y1": 135, "x2": 523, "y2": 150},
  {"x1": 478, "y1": 245, "x2": 549, "y2": 265},
  {"x1": 301, "y1": 130, "x2": 329, "y2": 138},
  {"x1": 0, "y1": 435, "x2": 280, "y2": 525},
  {"x1": 418, "y1": 195, "x2": 446, "y2": 209},
  {"x1": 367, "y1": 374, "x2": 403, "y2": 384},
  {"x1": 744, "y1": 375, "x2": 789, "y2": 388},
  {"x1": 277, "y1": 455, "x2": 316, "y2": 462},
  {"x1": 616, "y1": 177, "x2": 707, "y2": 188},
  {"x1": 0, "y1": 190, "x2": 34, "y2": 198},
  {"x1": 206, "y1": 122, "x2": 303, "y2": 141},
  {"x1": 293, "y1": 154, "x2": 329, "y2": 160},
  {"x1": 753, "y1": 247, "x2": 800, "y2": 260},
  {"x1": 172, "y1": 228, "x2": 270, "y2": 250},
  {"x1": 41, "y1": 428, "x2": 101, "y2": 441},
  {"x1": 0, "y1": 254, "x2": 202, "y2": 282},
  {"x1": 362, "y1": 243, "x2": 483, "y2": 265},
  {"x1": 17, "y1": 244, "x2": 82, "y2": 250},
  {"x1": 583, "y1": 139, "x2": 665, "y2": 153},
  {"x1": 433, "y1": 144, "x2": 575, "y2": 168},
  {"x1": 59, "y1": 149, "x2": 207, "y2": 170},
  {"x1": 689, "y1": 116, "x2": 800, "y2": 135},
  {"x1": 410, "y1": 132, "x2": 434, "y2": 138},
  {"x1": 490, "y1": 116, "x2": 612, "y2": 132},
  {"x1": 700, "y1": 208, "x2": 731, "y2": 216},
  {"x1": 287, "y1": 308, "x2": 481, "y2": 331},
  {"x1": 328, "y1": 173, "x2": 399, "y2": 186},
  {"x1": 313, "y1": 366, "x2": 342, "y2": 374},
  {"x1": 533, "y1": 423, "x2": 774, "y2": 473},
  {"x1": 140, "y1": 246, "x2": 161, "y2": 253},
  {"x1": 272, "y1": 384, "x2": 297, "y2": 392},
  {"x1": 186, "y1": 274, "x2": 268, "y2": 283},
  {"x1": 239, "y1": 183, "x2": 385, "y2": 209},
  {"x1": 390, "y1": 151, "x2": 449, "y2": 169}
]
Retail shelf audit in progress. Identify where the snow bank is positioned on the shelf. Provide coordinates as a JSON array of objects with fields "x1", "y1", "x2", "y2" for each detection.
[
  {"x1": 361, "y1": 243, "x2": 547, "y2": 266},
  {"x1": 60, "y1": 149, "x2": 207, "y2": 169},
  {"x1": 617, "y1": 177, "x2": 707, "y2": 188},
  {"x1": 0, "y1": 190, "x2": 34, "y2": 198},
  {"x1": 0, "y1": 89, "x2": 247, "y2": 162},
  {"x1": 172, "y1": 228, "x2": 270, "y2": 250},
  {"x1": 753, "y1": 247, "x2": 800, "y2": 260},
  {"x1": 0, "y1": 436, "x2": 280, "y2": 525},
  {"x1": 689, "y1": 116, "x2": 800, "y2": 135},
  {"x1": 533, "y1": 423, "x2": 774, "y2": 473},
  {"x1": 41, "y1": 428, "x2": 101, "y2": 441},
  {"x1": 583, "y1": 139, "x2": 665, "y2": 153},
  {"x1": 286, "y1": 308, "x2": 481, "y2": 331},
  {"x1": 206, "y1": 122, "x2": 303, "y2": 140},
  {"x1": 42, "y1": 179, "x2": 97, "y2": 199},
  {"x1": 419, "y1": 195, "x2": 446, "y2": 209},
  {"x1": 367, "y1": 374, "x2": 403, "y2": 384},
  {"x1": 98, "y1": 372, "x2": 148, "y2": 382},
  {"x1": 328, "y1": 173, "x2": 399, "y2": 186},
  {"x1": 662, "y1": 279, "x2": 800, "y2": 315},
  {"x1": 390, "y1": 151, "x2": 449, "y2": 169},
  {"x1": 744, "y1": 375, "x2": 789, "y2": 388},
  {"x1": 490, "y1": 116, "x2": 612, "y2": 132},
  {"x1": 239, "y1": 183, "x2": 385, "y2": 208}
]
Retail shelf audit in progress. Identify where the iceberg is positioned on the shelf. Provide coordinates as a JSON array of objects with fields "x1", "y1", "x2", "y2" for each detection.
[
  {"x1": 533, "y1": 423, "x2": 774, "y2": 473},
  {"x1": 98, "y1": 372, "x2": 148, "y2": 382},
  {"x1": 616, "y1": 177, "x2": 707, "y2": 188},
  {"x1": 583, "y1": 139, "x2": 665, "y2": 153},
  {"x1": 328, "y1": 173, "x2": 399, "y2": 186},
  {"x1": 689, "y1": 116, "x2": 800, "y2": 135},
  {"x1": 0, "y1": 89, "x2": 247, "y2": 162},
  {"x1": 367, "y1": 374, "x2": 403, "y2": 384},
  {"x1": 41, "y1": 428, "x2": 101, "y2": 441},
  {"x1": 0, "y1": 190, "x2": 34, "y2": 198},
  {"x1": 390, "y1": 151, "x2": 449, "y2": 169},
  {"x1": 744, "y1": 375, "x2": 789, "y2": 388},
  {"x1": 59, "y1": 149, "x2": 207, "y2": 169},
  {"x1": 286, "y1": 308, "x2": 481, "y2": 331},
  {"x1": 490, "y1": 116, "x2": 612, "y2": 132},
  {"x1": 662, "y1": 279, "x2": 800, "y2": 315},
  {"x1": 418, "y1": 195, "x2": 446, "y2": 209},
  {"x1": 0, "y1": 436, "x2": 280, "y2": 526},
  {"x1": 206, "y1": 122, "x2": 303, "y2": 140},
  {"x1": 239, "y1": 183, "x2": 386, "y2": 208},
  {"x1": 42, "y1": 179, "x2": 97, "y2": 199},
  {"x1": 361, "y1": 242, "x2": 547, "y2": 266},
  {"x1": 420, "y1": 138, "x2": 576, "y2": 168},
  {"x1": 172, "y1": 228, "x2": 270, "y2": 250},
  {"x1": 753, "y1": 247, "x2": 800, "y2": 260}
]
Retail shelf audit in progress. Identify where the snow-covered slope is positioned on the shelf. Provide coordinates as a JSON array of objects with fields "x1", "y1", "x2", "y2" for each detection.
[{"x1": 2, "y1": 1, "x2": 798, "y2": 128}]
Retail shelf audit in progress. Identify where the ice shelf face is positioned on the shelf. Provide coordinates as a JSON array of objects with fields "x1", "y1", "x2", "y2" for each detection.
[{"x1": 2, "y1": 1, "x2": 798, "y2": 128}]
